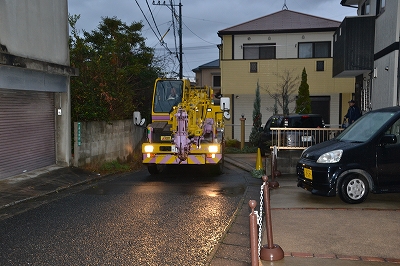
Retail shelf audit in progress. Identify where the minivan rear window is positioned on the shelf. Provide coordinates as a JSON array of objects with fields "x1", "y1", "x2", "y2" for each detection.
[
  {"x1": 288, "y1": 116, "x2": 322, "y2": 128},
  {"x1": 337, "y1": 112, "x2": 395, "y2": 142}
]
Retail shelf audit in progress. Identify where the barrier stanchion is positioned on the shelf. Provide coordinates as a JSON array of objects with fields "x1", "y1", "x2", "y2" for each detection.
[
  {"x1": 248, "y1": 200, "x2": 259, "y2": 266},
  {"x1": 260, "y1": 175, "x2": 284, "y2": 261}
]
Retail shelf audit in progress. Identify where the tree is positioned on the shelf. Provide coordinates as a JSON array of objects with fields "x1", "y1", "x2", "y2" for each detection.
[
  {"x1": 296, "y1": 68, "x2": 312, "y2": 114},
  {"x1": 69, "y1": 15, "x2": 161, "y2": 122},
  {"x1": 264, "y1": 69, "x2": 299, "y2": 115},
  {"x1": 249, "y1": 82, "x2": 262, "y2": 146}
]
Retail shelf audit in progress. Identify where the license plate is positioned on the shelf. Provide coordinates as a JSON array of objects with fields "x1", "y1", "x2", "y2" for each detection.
[
  {"x1": 161, "y1": 136, "x2": 171, "y2": 141},
  {"x1": 304, "y1": 168, "x2": 312, "y2": 180},
  {"x1": 301, "y1": 136, "x2": 312, "y2": 142}
]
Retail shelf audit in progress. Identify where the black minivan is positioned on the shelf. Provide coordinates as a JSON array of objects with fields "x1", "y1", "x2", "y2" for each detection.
[
  {"x1": 297, "y1": 106, "x2": 400, "y2": 204},
  {"x1": 259, "y1": 114, "x2": 325, "y2": 155}
]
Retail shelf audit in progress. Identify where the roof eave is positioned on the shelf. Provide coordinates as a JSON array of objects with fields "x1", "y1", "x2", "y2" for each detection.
[
  {"x1": 218, "y1": 27, "x2": 338, "y2": 37},
  {"x1": 340, "y1": 0, "x2": 358, "y2": 8}
]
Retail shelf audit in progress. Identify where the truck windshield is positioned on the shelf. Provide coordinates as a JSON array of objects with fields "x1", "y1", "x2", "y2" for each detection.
[
  {"x1": 154, "y1": 80, "x2": 183, "y2": 113},
  {"x1": 336, "y1": 111, "x2": 395, "y2": 142}
]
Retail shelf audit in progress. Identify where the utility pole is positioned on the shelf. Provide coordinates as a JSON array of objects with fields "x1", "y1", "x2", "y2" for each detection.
[{"x1": 153, "y1": 0, "x2": 183, "y2": 79}]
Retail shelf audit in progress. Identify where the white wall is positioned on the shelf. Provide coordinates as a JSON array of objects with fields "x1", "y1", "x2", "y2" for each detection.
[
  {"x1": 371, "y1": 1, "x2": 400, "y2": 109},
  {"x1": 372, "y1": 53, "x2": 398, "y2": 109},
  {"x1": 0, "y1": 0, "x2": 69, "y2": 65},
  {"x1": 233, "y1": 32, "x2": 335, "y2": 60}
]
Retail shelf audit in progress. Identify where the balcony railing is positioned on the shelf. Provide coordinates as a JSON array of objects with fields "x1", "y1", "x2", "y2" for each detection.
[{"x1": 270, "y1": 127, "x2": 344, "y2": 150}]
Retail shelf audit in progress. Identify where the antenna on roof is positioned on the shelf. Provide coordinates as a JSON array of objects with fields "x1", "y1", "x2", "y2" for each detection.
[{"x1": 282, "y1": 0, "x2": 288, "y2": 10}]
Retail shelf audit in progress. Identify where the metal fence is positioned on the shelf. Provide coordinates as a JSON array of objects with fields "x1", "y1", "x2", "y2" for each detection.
[{"x1": 270, "y1": 127, "x2": 344, "y2": 150}]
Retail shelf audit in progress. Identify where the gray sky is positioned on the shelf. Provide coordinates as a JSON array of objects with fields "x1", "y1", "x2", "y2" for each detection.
[{"x1": 68, "y1": 0, "x2": 357, "y2": 79}]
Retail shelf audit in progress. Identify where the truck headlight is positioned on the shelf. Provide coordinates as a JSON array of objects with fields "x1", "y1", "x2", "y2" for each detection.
[
  {"x1": 208, "y1": 145, "x2": 219, "y2": 153},
  {"x1": 317, "y1": 150, "x2": 343, "y2": 163},
  {"x1": 144, "y1": 145, "x2": 154, "y2": 153}
]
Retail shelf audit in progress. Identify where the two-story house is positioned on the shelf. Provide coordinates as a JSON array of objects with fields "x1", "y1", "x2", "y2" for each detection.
[
  {"x1": 217, "y1": 10, "x2": 355, "y2": 141},
  {"x1": 192, "y1": 59, "x2": 221, "y2": 95},
  {"x1": 336, "y1": 0, "x2": 399, "y2": 111}
]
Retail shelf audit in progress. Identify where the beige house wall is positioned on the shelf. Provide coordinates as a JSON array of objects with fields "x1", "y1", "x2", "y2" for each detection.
[
  {"x1": 221, "y1": 58, "x2": 354, "y2": 95},
  {"x1": 221, "y1": 35, "x2": 233, "y2": 61},
  {"x1": 221, "y1": 57, "x2": 354, "y2": 141},
  {"x1": 197, "y1": 68, "x2": 220, "y2": 88}
]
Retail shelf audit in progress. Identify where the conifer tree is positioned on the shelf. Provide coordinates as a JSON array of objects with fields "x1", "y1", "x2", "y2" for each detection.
[
  {"x1": 249, "y1": 82, "x2": 262, "y2": 146},
  {"x1": 296, "y1": 67, "x2": 312, "y2": 114}
]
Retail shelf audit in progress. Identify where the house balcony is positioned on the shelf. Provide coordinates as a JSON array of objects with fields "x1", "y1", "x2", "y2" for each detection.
[{"x1": 333, "y1": 16, "x2": 375, "y2": 78}]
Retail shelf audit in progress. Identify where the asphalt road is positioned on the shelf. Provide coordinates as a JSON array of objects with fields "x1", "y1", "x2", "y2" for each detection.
[{"x1": 0, "y1": 165, "x2": 247, "y2": 265}]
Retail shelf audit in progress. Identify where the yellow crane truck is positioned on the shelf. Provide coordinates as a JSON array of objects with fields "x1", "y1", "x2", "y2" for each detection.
[{"x1": 142, "y1": 78, "x2": 230, "y2": 175}]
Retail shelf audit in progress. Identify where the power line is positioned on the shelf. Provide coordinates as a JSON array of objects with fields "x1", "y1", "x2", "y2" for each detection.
[
  {"x1": 153, "y1": 44, "x2": 216, "y2": 51},
  {"x1": 182, "y1": 21, "x2": 216, "y2": 45},
  {"x1": 134, "y1": 0, "x2": 174, "y2": 56},
  {"x1": 145, "y1": 0, "x2": 163, "y2": 38},
  {"x1": 153, "y1": 0, "x2": 183, "y2": 78}
]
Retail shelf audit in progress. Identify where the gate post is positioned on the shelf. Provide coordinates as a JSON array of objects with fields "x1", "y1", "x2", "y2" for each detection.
[
  {"x1": 240, "y1": 114, "x2": 246, "y2": 150},
  {"x1": 269, "y1": 147, "x2": 280, "y2": 188}
]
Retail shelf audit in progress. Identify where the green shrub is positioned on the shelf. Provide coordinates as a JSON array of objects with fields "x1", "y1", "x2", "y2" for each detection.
[
  {"x1": 225, "y1": 145, "x2": 257, "y2": 154},
  {"x1": 225, "y1": 139, "x2": 241, "y2": 148}
]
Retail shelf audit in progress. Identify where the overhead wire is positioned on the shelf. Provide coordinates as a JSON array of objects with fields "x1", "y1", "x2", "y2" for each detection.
[
  {"x1": 144, "y1": 0, "x2": 163, "y2": 38},
  {"x1": 136, "y1": 0, "x2": 219, "y2": 78},
  {"x1": 135, "y1": 0, "x2": 180, "y2": 76},
  {"x1": 169, "y1": 0, "x2": 179, "y2": 63},
  {"x1": 134, "y1": 0, "x2": 173, "y2": 55}
]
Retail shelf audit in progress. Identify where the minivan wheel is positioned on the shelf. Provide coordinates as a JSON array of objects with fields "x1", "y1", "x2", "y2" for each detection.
[{"x1": 338, "y1": 174, "x2": 369, "y2": 204}]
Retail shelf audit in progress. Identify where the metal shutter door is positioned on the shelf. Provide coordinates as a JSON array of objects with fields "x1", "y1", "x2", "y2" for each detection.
[{"x1": 0, "y1": 89, "x2": 55, "y2": 179}]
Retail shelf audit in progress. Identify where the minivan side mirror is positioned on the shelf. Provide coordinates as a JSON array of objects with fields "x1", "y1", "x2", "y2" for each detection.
[{"x1": 381, "y1": 134, "x2": 397, "y2": 145}]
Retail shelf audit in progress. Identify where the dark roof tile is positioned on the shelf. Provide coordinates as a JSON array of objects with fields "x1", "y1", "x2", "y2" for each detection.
[{"x1": 218, "y1": 10, "x2": 340, "y2": 35}]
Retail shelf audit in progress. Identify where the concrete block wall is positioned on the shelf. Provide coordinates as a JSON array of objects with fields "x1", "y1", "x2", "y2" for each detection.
[
  {"x1": 73, "y1": 120, "x2": 146, "y2": 167},
  {"x1": 265, "y1": 150, "x2": 302, "y2": 174}
]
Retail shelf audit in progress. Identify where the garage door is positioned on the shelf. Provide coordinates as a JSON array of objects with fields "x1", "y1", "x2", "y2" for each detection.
[{"x1": 0, "y1": 89, "x2": 55, "y2": 179}]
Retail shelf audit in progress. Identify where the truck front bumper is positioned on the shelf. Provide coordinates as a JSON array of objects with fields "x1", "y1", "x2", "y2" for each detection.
[{"x1": 142, "y1": 153, "x2": 222, "y2": 164}]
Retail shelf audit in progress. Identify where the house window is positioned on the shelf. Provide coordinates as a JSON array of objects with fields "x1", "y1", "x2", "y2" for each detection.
[
  {"x1": 377, "y1": 0, "x2": 385, "y2": 15},
  {"x1": 213, "y1": 75, "x2": 221, "y2": 87},
  {"x1": 361, "y1": 0, "x2": 370, "y2": 15},
  {"x1": 243, "y1": 44, "x2": 276, "y2": 59},
  {"x1": 316, "y1": 61, "x2": 325, "y2": 71},
  {"x1": 250, "y1": 62, "x2": 258, "y2": 73},
  {"x1": 298, "y1": 42, "x2": 331, "y2": 58}
]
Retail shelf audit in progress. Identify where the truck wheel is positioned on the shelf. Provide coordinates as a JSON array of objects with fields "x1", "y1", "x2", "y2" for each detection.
[
  {"x1": 338, "y1": 174, "x2": 369, "y2": 204},
  {"x1": 148, "y1": 164, "x2": 165, "y2": 175},
  {"x1": 210, "y1": 159, "x2": 224, "y2": 175}
]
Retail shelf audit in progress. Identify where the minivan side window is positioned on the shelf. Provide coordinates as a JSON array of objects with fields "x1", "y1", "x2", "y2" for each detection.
[{"x1": 385, "y1": 118, "x2": 400, "y2": 145}]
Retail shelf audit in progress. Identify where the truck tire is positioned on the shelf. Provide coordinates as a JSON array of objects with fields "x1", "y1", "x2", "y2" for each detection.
[
  {"x1": 209, "y1": 159, "x2": 224, "y2": 175},
  {"x1": 148, "y1": 164, "x2": 165, "y2": 175}
]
